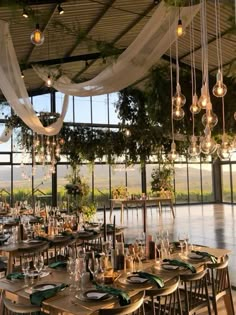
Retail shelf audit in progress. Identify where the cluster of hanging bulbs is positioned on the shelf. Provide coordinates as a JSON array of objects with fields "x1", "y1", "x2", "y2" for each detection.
[{"x1": 172, "y1": 83, "x2": 186, "y2": 121}]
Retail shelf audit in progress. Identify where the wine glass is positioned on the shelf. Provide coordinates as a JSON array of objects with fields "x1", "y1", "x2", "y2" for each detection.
[
  {"x1": 34, "y1": 255, "x2": 44, "y2": 280},
  {"x1": 22, "y1": 258, "x2": 30, "y2": 287},
  {"x1": 178, "y1": 233, "x2": 185, "y2": 254}
]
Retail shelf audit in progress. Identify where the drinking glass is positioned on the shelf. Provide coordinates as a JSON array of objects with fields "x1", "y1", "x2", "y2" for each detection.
[
  {"x1": 178, "y1": 233, "x2": 186, "y2": 254},
  {"x1": 22, "y1": 258, "x2": 30, "y2": 287},
  {"x1": 34, "y1": 255, "x2": 44, "y2": 280}
]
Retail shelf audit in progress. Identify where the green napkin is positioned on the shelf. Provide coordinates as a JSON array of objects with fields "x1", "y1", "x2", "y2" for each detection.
[
  {"x1": 30, "y1": 283, "x2": 68, "y2": 306},
  {"x1": 135, "y1": 271, "x2": 164, "y2": 288},
  {"x1": 6, "y1": 272, "x2": 24, "y2": 280},
  {"x1": 61, "y1": 231, "x2": 75, "y2": 239},
  {"x1": 48, "y1": 261, "x2": 67, "y2": 269},
  {"x1": 191, "y1": 250, "x2": 217, "y2": 263},
  {"x1": 163, "y1": 259, "x2": 196, "y2": 273},
  {"x1": 95, "y1": 283, "x2": 130, "y2": 306}
]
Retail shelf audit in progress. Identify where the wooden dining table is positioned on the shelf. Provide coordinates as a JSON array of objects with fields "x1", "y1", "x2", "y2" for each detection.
[{"x1": 0, "y1": 245, "x2": 232, "y2": 315}]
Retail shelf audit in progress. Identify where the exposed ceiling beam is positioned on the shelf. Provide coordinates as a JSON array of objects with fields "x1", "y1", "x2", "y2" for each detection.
[
  {"x1": 209, "y1": 58, "x2": 236, "y2": 74},
  {"x1": 72, "y1": 2, "x2": 155, "y2": 81},
  {"x1": 179, "y1": 26, "x2": 235, "y2": 61}
]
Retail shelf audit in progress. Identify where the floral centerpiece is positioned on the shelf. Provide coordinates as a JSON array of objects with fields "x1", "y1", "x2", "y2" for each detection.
[{"x1": 112, "y1": 186, "x2": 128, "y2": 199}]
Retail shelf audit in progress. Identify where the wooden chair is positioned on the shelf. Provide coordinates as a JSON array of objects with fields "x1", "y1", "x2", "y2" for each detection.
[
  {"x1": 2, "y1": 290, "x2": 41, "y2": 314},
  {"x1": 179, "y1": 267, "x2": 211, "y2": 315},
  {"x1": 90, "y1": 291, "x2": 145, "y2": 315},
  {"x1": 145, "y1": 276, "x2": 183, "y2": 315},
  {"x1": 206, "y1": 255, "x2": 235, "y2": 315}
]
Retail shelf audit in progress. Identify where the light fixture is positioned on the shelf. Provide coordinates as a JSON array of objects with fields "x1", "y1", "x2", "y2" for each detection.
[
  {"x1": 198, "y1": 85, "x2": 209, "y2": 109},
  {"x1": 124, "y1": 128, "x2": 131, "y2": 137},
  {"x1": 57, "y1": 4, "x2": 64, "y2": 15},
  {"x1": 173, "y1": 106, "x2": 185, "y2": 120},
  {"x1": 188, "y1": 136, "x2": 200, "y2": 158},
  {"x1": 46, "y1": 75, "x2": 52, "y2": 87},
  {"x1": 201, "y1": 102, "x2": 218, "y2": 129},
  {"x1": 85, "y1": 60, "x2": 89, "y2": 67},
  {"x1": 217, "y1": 135, "x2": 231, "y2": 160},
  {"x1": 190, "y1": 94, "x2": 201, "y2": 114},
  {"x1": 212, "y1": 69, "x2": 227, "y2": 97},
  {"x1": 177, "y1": 19, "x2": 183, "y2": 37},
  {"x1": 30, "y1": 24, "x2": 45, "y2": 46},
  {"x1": 168, "y1": 141, "x2": 179, "y2": 162},
  {"x1": 172, "y1": 83, "x2": 186, "y2": 107},
  {"x1": 200, "y1": 134, "x2": 217, "y2": 155},
  {"x1": 21, "y1": 71, "x2": 24, "y2": 79},
  {"x1": 22, "y1": 7, "x2": 29, "y2": 18}
]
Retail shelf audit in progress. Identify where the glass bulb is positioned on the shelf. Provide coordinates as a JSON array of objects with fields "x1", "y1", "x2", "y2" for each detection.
[
  {"x1": 124, "y1": 129, "x2": 131, "y2": 137},
  {"x1": 200, "y1": 136, "x2": 217, "y2": 155},
  {"x1": 188, "y1": 136, "x2": 200, "y2": 158},
  {"x1": 212, "y1": 69, "x2": 227, "y2": 97},
  {"x1": 202, "y1": 110, "x2": 218, "y2": 129},
  {"x1": 46, "y1": 75, "x2": 52, "y2": 87},
  {"x1": 217, "y1": 141, "x2": 231, "y2": 161},
  {"x1": 173, "y1": 106, "x2": 185, "y2": 120},
  {"x1": 190, "y1": 94, "x2": 201, "y2": 114},
  {"x1": 177, "y1": 19, "x2": 183, "y2": 37},
  {"x1": 30, "y1": 24, "x2": 44, "y2": 46},
  {"x1": 198, "y1": 85, "x2": 209, "y2": 109},
  {"x1": 172, "y1": 83, "x2": 186, "y2": 107},
  {"x1": 168, "y1": 142, "x2": 179, "y2": 161}
]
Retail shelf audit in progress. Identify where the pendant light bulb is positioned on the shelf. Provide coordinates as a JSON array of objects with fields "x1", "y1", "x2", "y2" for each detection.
[
  {"x1": 22, "y1": 8, "x2": 29, "y2": 18},
  {"x1": 177, "y1": 19, "x2": 183, "y2": 37},
  {"x1": 217, "y1": 136, "x2": 231, "y2": 161},
  {"x1": 21, "y1": 71, "x2": 24, "y2": 79},
  {"x1": 202, "y1": 108, "x2": 218, "y2": 129},
  {"x1": 168, "y1": 141, "x2": 178, "y2": 162},
  {"x1": 30, "y1": 24, "x2": 44, "y2": 46},
  {"x1": 57, "y1": 4, "x2": 64, "y2": 15},
  {"x1": 190, "y1": 94, "x2": 201, "y2": 114},
  {"x1": 188, "y1": 136, "x2": 200, "y2": 158},
  {"x1": 198, "y1": 85, "x2": 209, "y2": 109},
  {"x1": 46, "y1": 75, "x2": 52, "y2": 87},
  {"x1": 212, "y1": 69, "x2": 227, "y2": 97},
  {"x1": 172, "y1": 83, "x2": 186, "y2": 107},
  {"x1": 173, "y1": 106, "x2": 185, "y2": 121},
  {"x1": 200, "y1": 135, "x2": 217, "y2": 155}
]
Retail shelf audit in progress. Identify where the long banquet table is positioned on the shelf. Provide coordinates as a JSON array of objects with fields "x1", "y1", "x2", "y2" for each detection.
[{"x1": 0, "y1": 246, "x2": 232, "y2": 315}]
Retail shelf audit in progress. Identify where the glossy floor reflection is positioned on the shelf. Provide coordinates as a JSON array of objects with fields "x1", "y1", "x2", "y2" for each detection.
[{"x1": 99, "y1": 203, "x2": 236, "y2": 287}]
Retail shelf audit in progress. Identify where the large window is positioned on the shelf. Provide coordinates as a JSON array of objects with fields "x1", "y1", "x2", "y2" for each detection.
[{"x1": 221, "y1": 164, "x2": 231, "y2": 202}]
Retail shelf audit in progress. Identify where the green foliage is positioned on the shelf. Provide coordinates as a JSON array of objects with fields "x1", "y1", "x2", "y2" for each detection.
[{"x1": 150, "y1": 164, "x2": 173, "y2": 193}]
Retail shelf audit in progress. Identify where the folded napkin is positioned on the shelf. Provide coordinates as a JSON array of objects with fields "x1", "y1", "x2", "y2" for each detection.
[
  {"x1": 135, "y1": 271, "x2": 164, "y2": 288},
  {"x1": 61, "y1": 231, "x2": 75, "y2": 239},
  {"x1": 95, "y1": 283, "x2": 130, "y2": 306},
  {"x1": 6, "y1": 272, "x2": 24, "y2": 280},
  {"x1": 163, "y1": 259, "x2": 196, "y2": 273},
  {"x1": 30, "y1": 283, "x2": 68, "y2": 306},
  {"x1": 48, "y1": 261, "x2": 67, "y2": 269},
  {"x1": 83, "y1": 228, "x2": 99, "y2": 235},
  {"x1": 191, "y1": 250, "x2": 217, "y2": 263}
]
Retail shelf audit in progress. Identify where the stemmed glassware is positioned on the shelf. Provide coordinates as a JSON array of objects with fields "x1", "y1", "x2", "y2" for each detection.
[
  {"x1": 22, "y1": 258, "x2": 30, "y2": 287},
  {"x1": 34, "y1": 255, "x2": 44, "y2": 280}
]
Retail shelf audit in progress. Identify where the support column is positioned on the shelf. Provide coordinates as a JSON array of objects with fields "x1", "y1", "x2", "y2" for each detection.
[
  {"x1": 212, "y1": 158, "x2": 222, "y2": 203},
  {"x1": 141, "y1": 163, "x2": 147, "y2": 195},
  {"x1": 51, "y1": 91, "x2": 57, "y2": 207}
]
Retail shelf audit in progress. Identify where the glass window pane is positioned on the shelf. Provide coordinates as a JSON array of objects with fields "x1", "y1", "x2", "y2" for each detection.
[
  {"x1": 174, "y1": 164, "x2": 188, "y2": 203},
  {"x1": 13, "y1": 165, "x2": 31, "y2": 202},
  {"x1": 94, "y1": 164, "x2": 109, "y2": 208},
  {"x1": 56, "y1": 93, "x2": 73, "y2": 122},
  {"x1": 109, "y1": 93, "x2": 119, "y2": 124},
  {"x1": 92, "y1": 95, "x2": 108, "y2": 124},
  {"x1": 126, "y1": 164, "x2": 141, "y2": 196},
  {"x1": 0, "y1": 154, "x2": 10, "y2": 163},
  {"x1": 32, "y1": 94, "x2": 51, "y2": 112},
  {"x1": 111, "y1": 165, "x2": 126, "y2": 196},
  {"x1": 74, "y1": 96, "x2": 91, "y2": 123},
  {"x1": 146, "y1": 164, "x2": 156, "y2": 194},
  {"x1": 0, "y1": 166, "x2": 11, "y2": 204},
  {"x1": 221, "y1": 164, "x2": 231, "y2": 202},
  {"x1": 188, "y1": 164, "x2": 201, "y2": 203},
  {"x1": 201, "y1": 163, "x2": 214, "y2": 202}
]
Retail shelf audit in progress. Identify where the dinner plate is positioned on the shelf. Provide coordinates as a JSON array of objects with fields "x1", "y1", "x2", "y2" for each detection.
[
  {"x1": 126, "y1": 275, "x2": 148, "y2": 284},
  {"x1": 188, "y1": 252, "x2": 203, "y2": 260},
  {"x1": 162, "y1": 264, "x2": 180, "y2": 270},
  {"x1": 75, "y1": 290, "x2": 111, "y2": 301},
  {"x1": 33, "y1": 283, "x2": 58, "y2": 291}
]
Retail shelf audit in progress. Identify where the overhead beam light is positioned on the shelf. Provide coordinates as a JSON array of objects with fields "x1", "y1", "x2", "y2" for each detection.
[
  {"x1": 57, "y1": 4, "x2": 64, "y2": 15},
  {"x1": 22, "y1": 7, "x2": 29, "y2": 18}
]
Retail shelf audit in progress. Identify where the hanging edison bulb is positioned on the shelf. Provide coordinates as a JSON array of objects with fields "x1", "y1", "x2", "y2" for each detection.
[
  {"x1": 177, "y1": 19, "x2": 183, "y2": 37},
  {"x1": 188, "y1": 136, "x2": 200, "y2": 158},
  {"x1": 190, "y1": 93, "x2": 201, "y2": 114},
  {"x1": 200, "y1": 135, "x2": 217, "y2": 155},
  {"x1": 202, "y1": 108, "x2": 218, "y2": 129},
  {"x1": 30, "y1": 24, "x2": 45, "y2": 46},
  {"x1": 173, "y1": 106, "x2": 185, "y2": 120},
  {"x1": 46, "y1": 75, "x2": 52, "y2": 87},
  {"x1": 198, "y1": 85, "x2": 209, "y2": 109},
  {"x1": 212, "y1": 69, "x2": 227, "y2": 97},
  {"x1": 168, "y1": 141, "x2": 179, "y2": 161},
  {"x1": 217, "y1": 140, "x2": 231, "y2": 161},
  {"x1": 172, "y1": 83, "x2": 186, "y2": 107}
]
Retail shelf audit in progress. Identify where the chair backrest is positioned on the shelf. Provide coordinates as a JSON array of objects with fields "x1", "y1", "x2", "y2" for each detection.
[
  {"x1": 93, "y1": 291, "x2": 144, "y2": 315},
  {"x1": 2, "y1": 291, "x2": 41, "y2": 314},
  {"x1": 206, "y1": 255, "x2": 235, "y2": 315},
  {"x1": 145, "y1": 276, "x2": 183, "y2": 315},
  {"x1": 180, "y1": 266, "x2": 211, "y2": 315}
]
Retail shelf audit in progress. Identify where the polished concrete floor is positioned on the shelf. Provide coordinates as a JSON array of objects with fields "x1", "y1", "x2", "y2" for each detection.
[{"x1": 99, "y1": 203, "x2": 236, "y2": 288}]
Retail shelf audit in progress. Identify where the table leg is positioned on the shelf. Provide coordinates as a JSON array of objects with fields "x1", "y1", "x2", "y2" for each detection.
[
  {"x1": 7, "y1": 253, "x2": 13, "y2": 274},
  {"x1": 158, "y1": 201, "x2": 162, "y2": 215},
  {"x1": 120, "y1": 204, "x2": 124, "y2": 224},
  {"x1": 110, "y1": 202, "x2": 114, "y2": 223},
  {"x1": 170, "y1": 201, "x2": 175, "y2": 218},
  {"x1": 223, "y1": 292, "x2": 235, "y2": 314},
  {"x1": 143, "y1": 201, "x2": 147, "y2": 234}
]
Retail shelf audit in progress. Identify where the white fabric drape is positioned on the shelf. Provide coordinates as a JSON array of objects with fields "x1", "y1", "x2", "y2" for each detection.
[
  {"x1": 34, "y1": 2, "x2": 200, "y2": 97},
  {"x1": 0, "y1": 20, "x2": 69, "y2": 139}
]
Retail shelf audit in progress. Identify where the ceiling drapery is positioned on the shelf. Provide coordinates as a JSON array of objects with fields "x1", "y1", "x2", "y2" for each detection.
[
  {"x1": 34, "y1": 2, "x2": 200, "y2": 97},
  {"x1": 0, "y1": 20, "x2": 69, "y2": 141}
]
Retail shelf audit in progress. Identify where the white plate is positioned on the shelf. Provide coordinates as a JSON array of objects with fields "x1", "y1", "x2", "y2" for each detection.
[
  {"x1": 188, "y1": 252, "x2": 203, "y2": 260},
  {"x1": 75, "y1": 290, "x2": 111, "y2": 301},
  {"x1": 40, "y1": 271, "x2": 50, "y2": 278},
  {"x1": 33, "y1": 283, "x2": 57, "y2": 291},
  {"x1": 162, "y1": 264, "x2": 179, "y2": 270},
  {"x1": 127, "y1": 276, "x2": 148, "y2": 284}
]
